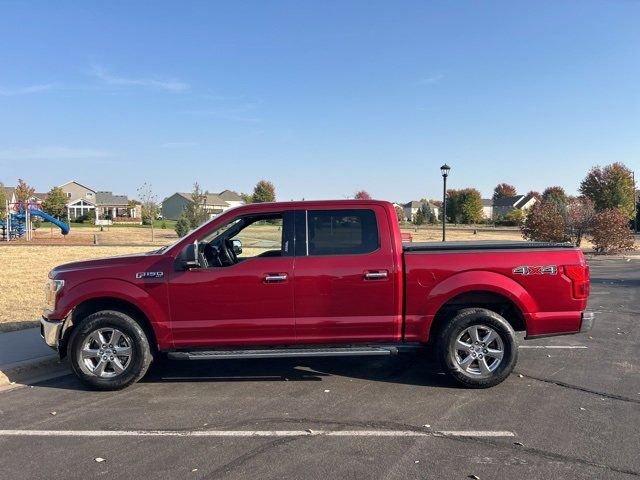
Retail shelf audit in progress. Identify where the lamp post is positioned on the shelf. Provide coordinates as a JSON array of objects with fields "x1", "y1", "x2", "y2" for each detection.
[{"x1": 441, "y1": 164, "x2": 451, "y2": 241}]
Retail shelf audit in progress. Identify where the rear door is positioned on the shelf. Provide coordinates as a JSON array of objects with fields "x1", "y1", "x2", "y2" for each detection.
[{"x1": 293, "y1": 206, "x2": 399, "y2": 343}]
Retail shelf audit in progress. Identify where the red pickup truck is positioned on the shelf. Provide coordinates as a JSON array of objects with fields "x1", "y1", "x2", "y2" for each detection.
[{"x1": 41, "y1": 200, "x2": 592, "y2": 390}]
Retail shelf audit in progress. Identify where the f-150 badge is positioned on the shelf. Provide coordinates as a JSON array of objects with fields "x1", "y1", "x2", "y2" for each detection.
[
  {"x1": 513, "y1": 265, "x2": 557, "y2": 275},
  {"x1": 136, "y1": 272, "x2": 164, "y2": 279}
]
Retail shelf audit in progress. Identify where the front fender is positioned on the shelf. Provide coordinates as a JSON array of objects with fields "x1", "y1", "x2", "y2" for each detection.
[
  {"x1": 405, "y1": 270, "x2": 537, "y2": 343},
  {"x1": 53, "y1": 278, "x2": 171, "y2": 348}
]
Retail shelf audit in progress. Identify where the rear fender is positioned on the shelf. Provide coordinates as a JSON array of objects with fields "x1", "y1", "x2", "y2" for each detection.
[{"x1": 410, "y1": 270, "x2": 537, "y2": 342}]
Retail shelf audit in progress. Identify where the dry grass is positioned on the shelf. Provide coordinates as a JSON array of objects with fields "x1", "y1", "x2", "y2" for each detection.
[
  {"x1": 25, "y1": 225, "x2": 178, "y2": 245},
  {"x1": 0, "y1": 245, "x2": 152, "y2": 332}
]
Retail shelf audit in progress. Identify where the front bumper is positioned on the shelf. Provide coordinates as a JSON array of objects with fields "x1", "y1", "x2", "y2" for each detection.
[
  {"x1": 580, "y1": 311, "x2": 595, "y2": 333},
  {"x1": 40, "y1": 316, "x2": 65, "y2": 349}
]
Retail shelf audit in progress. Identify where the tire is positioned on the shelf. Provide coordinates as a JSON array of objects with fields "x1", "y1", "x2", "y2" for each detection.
[
  {"x1": 68, "y1": 310, "x2": 153, "y2": 391},
  {"x1": 436, "y1": 308, "x2": 517, "y2": 388}
]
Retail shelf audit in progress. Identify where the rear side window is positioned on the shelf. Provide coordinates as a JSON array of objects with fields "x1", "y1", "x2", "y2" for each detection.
[{"x1": 307, "y1": 209, "x2": 379, "y2": 256}]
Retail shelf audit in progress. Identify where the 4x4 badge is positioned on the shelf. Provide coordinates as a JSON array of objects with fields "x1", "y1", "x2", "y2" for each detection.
[{"x1": 513, "y1": 265, "x2": 557, "y2": 275}]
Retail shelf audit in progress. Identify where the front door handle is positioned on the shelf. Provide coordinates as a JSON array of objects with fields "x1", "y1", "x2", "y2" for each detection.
[
  {"x1": 364, "y1": 271, "x2": 388, "y2": 280},
  {"x1": 264, "y1": 274, "x2": 288, "y2": 283}
]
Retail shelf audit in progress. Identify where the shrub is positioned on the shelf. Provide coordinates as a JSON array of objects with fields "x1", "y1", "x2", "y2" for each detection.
[
  {"x1": 521, "y1": 200, "x2": 569, "y2": 242},
  {"x1": 590, "y1": 208, "x2": 635, "y2": 254},
  {"x1": 175, "y1": 215, "x2": 191, "y2": 237}
]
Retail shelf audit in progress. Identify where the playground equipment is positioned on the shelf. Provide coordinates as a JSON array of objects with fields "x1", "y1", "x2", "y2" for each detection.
[{"x1": 1, "y1": 200, "x2": 70, "y2": 241}]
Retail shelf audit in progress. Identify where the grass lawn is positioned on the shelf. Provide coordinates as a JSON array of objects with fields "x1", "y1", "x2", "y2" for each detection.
[{"x1": 0, "y1": 245, "x2": 152, "y2": 332}]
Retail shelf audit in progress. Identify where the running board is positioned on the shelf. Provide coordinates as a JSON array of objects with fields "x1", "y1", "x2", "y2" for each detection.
[{"x1": 167, "y1": 346, "x2": 398, "y2": 361}]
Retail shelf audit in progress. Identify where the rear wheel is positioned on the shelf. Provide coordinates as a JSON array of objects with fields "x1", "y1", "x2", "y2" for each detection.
[
  {"x1": 68, "y1": 310, "x2": 153, "y2": 390},
  {"x1": 437, "y1": 308, "x2": 517, "y2": 388}
]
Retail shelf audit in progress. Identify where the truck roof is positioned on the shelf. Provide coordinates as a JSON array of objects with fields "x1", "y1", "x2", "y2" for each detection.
[{"x1": 235, "y1": 199, "x2": 393, "y2": 210}]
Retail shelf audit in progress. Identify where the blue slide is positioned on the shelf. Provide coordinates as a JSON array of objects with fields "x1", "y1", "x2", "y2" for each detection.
[{"x1": 29, "y1": 209, "x2": 70, "y2": 235}]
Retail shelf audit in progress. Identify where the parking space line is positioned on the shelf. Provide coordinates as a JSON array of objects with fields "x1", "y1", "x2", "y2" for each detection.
[
  {"x1": 519, "y1": 345, "x2": 587, "y2": 349},
  {"x1": 0, "y1": 429, "x2": 515, "y2": 438}
]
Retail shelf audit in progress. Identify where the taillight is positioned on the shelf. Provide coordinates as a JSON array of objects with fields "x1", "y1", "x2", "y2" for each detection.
[{"x1": 563, "y1": 264, "x2": 590, "y2": 299}]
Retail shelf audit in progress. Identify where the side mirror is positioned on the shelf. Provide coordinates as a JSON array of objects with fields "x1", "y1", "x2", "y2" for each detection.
[
  {"x1": 177, "y1": 240, "x2": 201, "y2": 270},
  {"x1": 232, "y1": 239, "x2": 242, "y2": 255}
]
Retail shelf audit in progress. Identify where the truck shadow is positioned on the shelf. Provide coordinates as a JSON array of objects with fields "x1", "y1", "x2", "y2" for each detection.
[
  {"x1": 138, "y1": 353, "x2": 457, "y2": 389},
  {"x1": 31, "y1": 353, "x2": 458, "y2": 392}
]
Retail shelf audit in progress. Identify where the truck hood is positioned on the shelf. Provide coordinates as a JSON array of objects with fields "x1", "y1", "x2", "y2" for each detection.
[{"x1": 51, "y1": 252, "x2": 155, "y2": 276}]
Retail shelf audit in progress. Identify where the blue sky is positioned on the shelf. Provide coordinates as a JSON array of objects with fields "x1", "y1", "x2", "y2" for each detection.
[{"x1": 0, "y1": 1, "x2": 638, "y2": 202}]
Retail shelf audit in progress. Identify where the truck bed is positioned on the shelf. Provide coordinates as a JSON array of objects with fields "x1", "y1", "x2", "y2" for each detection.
[{"x1": 403, "y1": 240, "x2": 576, "y2": 252}]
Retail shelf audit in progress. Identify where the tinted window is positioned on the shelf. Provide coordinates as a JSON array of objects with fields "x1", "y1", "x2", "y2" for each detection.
[{"x1": 307, "y1": 209, "x2": 379, "y2": 256}]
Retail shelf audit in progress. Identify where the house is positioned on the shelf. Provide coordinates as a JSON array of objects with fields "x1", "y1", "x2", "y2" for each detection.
[
  {"x1": 96, "y1": 192, "x2": 138, "y2": 221},
  {"x1": 481, "y1": 199, "x2": 493, "y2": 219},
  {"x1": 161, "y1": 190, "x2": 244, "y2": 220},
  {"x1": 218, "y1": 190, "x2": 245, "y2": 209},
  {"x1": 403, "y1": 200, "x2": 440, "y2": 223},
  {"x1": 490, "y1": 195, "x2": 537, "y2": 218},
  {"x1": 2, "y1": 186, "x2": 16, "y2": 205},
  {"x1": 59, "y1": 181, "x2": 135, "y2": 222}
]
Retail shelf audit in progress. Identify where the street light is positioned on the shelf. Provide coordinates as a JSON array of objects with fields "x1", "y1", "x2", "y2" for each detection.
[{"x1": 441, "y1": 164, "x2": 451, "y2": 241}]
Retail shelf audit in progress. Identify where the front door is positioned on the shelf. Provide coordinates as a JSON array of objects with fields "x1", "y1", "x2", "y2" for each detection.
[
  {"x1": 168, "y1": 211, "x2": 295, "y2": 348},
  {"x1": 293, "y1": 207, "x2": 400, "y2": 344}
]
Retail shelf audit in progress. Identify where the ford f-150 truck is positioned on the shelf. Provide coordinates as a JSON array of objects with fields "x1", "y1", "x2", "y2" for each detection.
[{"x1": 41, "y1": 200, "x2": 593, "y2": 390}]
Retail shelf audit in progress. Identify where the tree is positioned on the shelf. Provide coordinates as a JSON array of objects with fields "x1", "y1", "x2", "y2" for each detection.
[
  {"x1": 526, "y1": 190, "x2": 541, "y2": 199},
  {"x1": 175, "y1": 214, "x2": 191, "y2": 237},
  {"x1": 42, "y1": 187, "x2": 67, "y2": 220},
  {"x1": 240, "y1": 192, "x2": 253, "y2": 204},
  {"x1": 580, "y1": 163, "x2": 635, "y2": 219},
  {"x1": 138, "y1": 183, "x2": 160, "y2": 241},
  {"x1": 542, "y1": 186, "x2": 568, "y2": 211},
  {"x1": 15, "y1": 178, "x2": 35, "y2": 205},
  {"x1": 252, "y1": 180, "x2": 276, "y2": 203},
  {"x1": 521, "y1": 200, "x2": 569, "y2": 242},
  {"x1": 590, "y1": 208, "x2": 635, "y2": 254},
  {"x1": 566, "y1": 197, "x2": 595, "y2": 247},
  {"x1": 354, "y1": 190, "x2": 372, "y2": 200},
  {"x1": 413, "y1": 206, "x2": 425, "y2": 225},
  {"x1": 447, "y1": 188, "x2": 483, "y2": 224},
  {"x1": 183, "y1": 182, "x2": 210, "y2": 229},
  {"x1": 493, "y1": 183, "x2": 517, "y2": 200},
  {"x1": 394, "y1": 205, "x2": 405, "y2": 223},
  {"x1": 0, "y1": 181, "x2": 6, "y2": 221},
  {"x1": 496, "y1": 209, "x2": 525, "y2": 226}
]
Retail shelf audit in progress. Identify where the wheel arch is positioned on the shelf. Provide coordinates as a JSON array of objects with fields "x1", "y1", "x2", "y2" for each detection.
[
  {"x1": 60, "y1": 296, "x2": 159, "y2": 359},
  {"x1": 428, "y1": 290, "x2": 527, "y2": 344}
]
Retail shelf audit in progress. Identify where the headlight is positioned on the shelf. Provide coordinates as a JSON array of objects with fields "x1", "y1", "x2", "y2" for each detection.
[{"x1": 45, "y1": 279, "x2": 65, "y2": 310}]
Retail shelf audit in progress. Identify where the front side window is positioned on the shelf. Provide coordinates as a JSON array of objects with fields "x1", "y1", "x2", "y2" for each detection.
[
  {"x1": 198, "y1": 212, "x2": 290, "y2": 267},
  {"x1": 307, "y1": 209, "x2": 379, "y2": 256}
]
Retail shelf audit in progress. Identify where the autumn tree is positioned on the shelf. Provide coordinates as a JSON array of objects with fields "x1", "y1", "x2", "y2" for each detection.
[
  {"x1": 252, "y1": 180, "x2": 276, "y2": 203},
  {"x1": 15, "y1": 178, "x2": 35, "y2": 204},
  {"x1": 580, "y1": 163, "x2": 635, "y2": 219},
  {"x1": 42, "y1": 187, "x2": 68, "y2": 220},
  {"x1": 526, "y1": 190, "x2": 541, "y2": 199},
  {"x1": 566, "y1": 197, "x2": 596, "y2": 247},
  {"x1": 354, "y1": 190, "x2": 372, "y2": 200},
  {"x1": 521, "y1": 200, "x2": 569, "y2": 242},
  {"x1": 542, "y1": 186, "x2": 569, "y2": 213},
  {"x1": 590, "y1": 208, "x2": 635, "y2": 254},
  {"x1": 493, "y1": 183, "x2": 517, "y2": 200}
]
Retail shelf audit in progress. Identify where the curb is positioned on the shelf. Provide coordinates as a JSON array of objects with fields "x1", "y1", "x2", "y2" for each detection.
[{"x1": 0, "y1": 355, "x2": 68, "y2": 389}]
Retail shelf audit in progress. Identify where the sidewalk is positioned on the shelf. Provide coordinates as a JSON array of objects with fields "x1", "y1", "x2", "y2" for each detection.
[{"x1": 0, "y1": 327, "x2": 67, "y2": 388}]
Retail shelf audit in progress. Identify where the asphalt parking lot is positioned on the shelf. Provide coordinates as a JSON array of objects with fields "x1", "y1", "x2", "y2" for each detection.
[{"x1": 0, "y1": 257, "x2": 638, "y2": 479}]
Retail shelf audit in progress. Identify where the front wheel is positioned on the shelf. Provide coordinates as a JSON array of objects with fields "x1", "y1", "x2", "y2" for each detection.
[
  {"x1": 437, "y1": 308, "x2": 518, "y2": 388},
  {"x1": 68, "y1": 310, "x2": 153, "y2": 390}
]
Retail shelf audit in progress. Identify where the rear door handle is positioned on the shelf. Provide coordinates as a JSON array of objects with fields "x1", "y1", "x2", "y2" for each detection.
[
  {"x1": 364, "y1": 271, "x2": 388, "y2": 280},
  {"x1": 264, "y1": 274, "x2": 288, "y2": 283}
]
